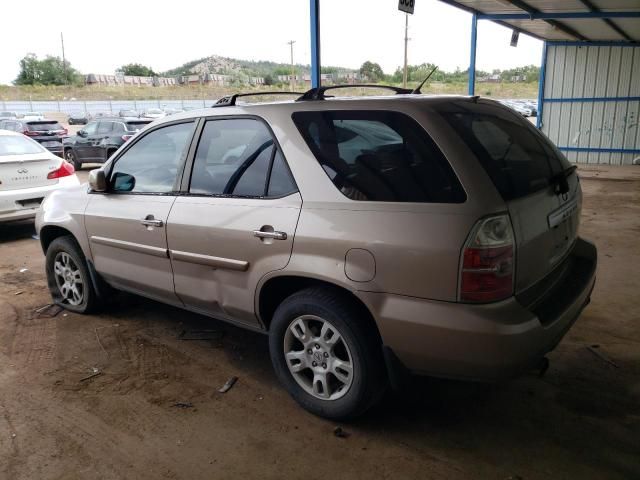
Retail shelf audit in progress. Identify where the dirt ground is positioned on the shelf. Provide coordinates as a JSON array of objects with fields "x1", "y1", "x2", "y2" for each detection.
[{"x1": 1, "y1": 165, "x2": 639, "y2": 480}]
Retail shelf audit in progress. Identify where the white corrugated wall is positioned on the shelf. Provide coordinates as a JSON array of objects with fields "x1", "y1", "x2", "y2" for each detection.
[{"x1": 541, "y1": 44, "x2": 640, "y2": 165}]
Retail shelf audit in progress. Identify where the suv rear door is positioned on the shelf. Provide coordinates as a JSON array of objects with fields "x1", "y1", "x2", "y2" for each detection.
[
  {"x1": 74, "y1": 121, "x2": 99, "y2": 161},
  {"x1": 436, "y1": 100, "x2": 580, "y2": 293},
  {"x1": 166, "y1": 117, "x2": 301, "y2": 328}
]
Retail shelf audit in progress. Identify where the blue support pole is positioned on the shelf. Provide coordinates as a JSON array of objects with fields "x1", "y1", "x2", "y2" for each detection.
[
  {"x1": 310, "y1": 0, "x2": 321, "y2": 89},
  {"x1": 468, "y1": 13, "x2": 477, "y2": 96},
  {"x1": 536, "y1": 41, "x2": 547, "y2": 129}
]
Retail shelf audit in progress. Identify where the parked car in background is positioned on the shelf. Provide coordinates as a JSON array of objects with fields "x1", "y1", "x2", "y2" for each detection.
[
  {"x1": 22, "y1": 112, "x2": 45, "y2": 121},
  {"x1": 68, "y1": 111, "x2": 91, "y2": 125},
  {"x1": 62, "y1": 117, "x2": 152, "y2": 169},
  {"x1": 93, "y1": 111, "x2": 113, "y2": 119},
  {"x1": 0, "y1": 111, "x2": 18, "y2": 121},
  {"x1": 140, "y1": 108, "x2": 166, "y2": 119},
  {"x1": 0, "y1": 130, "x2": 78, "y2": 222},
  {"x1": 118, "y1": 109, "x2": 139, "y2": 118},
  {"x1": 163, "y1": 108, "x2": 184, "y2": 116},
  {"x1": 35, "y1": 92, "x2": 596, "y2": 420},
  {"x1": 0, "y1": 119, "x2": 67, "y2": 156}
]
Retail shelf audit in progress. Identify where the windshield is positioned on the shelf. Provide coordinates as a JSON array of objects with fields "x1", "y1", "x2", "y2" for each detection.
[
  {"x1": 0, "y1": 135, "x2": 46, "y2": 156},
  {"x1": 435, "y1": 100, "x2": 571, "y2": 201}
]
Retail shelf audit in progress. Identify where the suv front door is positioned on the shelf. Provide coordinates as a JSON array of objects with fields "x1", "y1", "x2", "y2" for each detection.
[
  {"x1": 84, "y1": 120, "x2": 196, "y2": 303},
  {"x1": 167, "y1": 118, "x2": 301, "y2": 327},
  {"x1": 74, "y1": 121, "x2": 99, "y2": 161}
]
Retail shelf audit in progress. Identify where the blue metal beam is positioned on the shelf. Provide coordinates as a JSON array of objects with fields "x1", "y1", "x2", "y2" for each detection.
[
  {"x1": 310, "y1": 0, "x2": 321, "y2": 88},
  {"x1": 557, "y1": 146, "x2": 640, "y2": 154},
  {"x1": 468, "y1": 13, "x2": 477, "y2": 95},
  {"x1": 478, "y1": 12, "x2": 640, "y2": 20},
  {"x1": 536, "y1": 41, "x2": 547, "y2": 129}
]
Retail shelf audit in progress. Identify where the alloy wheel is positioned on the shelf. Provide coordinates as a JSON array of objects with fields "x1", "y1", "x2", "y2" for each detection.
[{"x1": 53, "y1": 252, "x2": 84, "y2": 306}]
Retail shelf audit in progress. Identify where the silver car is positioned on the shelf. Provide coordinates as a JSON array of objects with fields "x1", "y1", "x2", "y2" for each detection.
[{"x1": 35, "y1": 91, "x2": 597, "y2": 419}]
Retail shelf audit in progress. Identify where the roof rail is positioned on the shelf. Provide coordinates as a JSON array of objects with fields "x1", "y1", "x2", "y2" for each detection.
[
  {"x1": 297, "y1": 84, "x2": 413, "y2": 101},
  {"x1": 212, "y1": 91, "x2": 305, "y2": 108}
]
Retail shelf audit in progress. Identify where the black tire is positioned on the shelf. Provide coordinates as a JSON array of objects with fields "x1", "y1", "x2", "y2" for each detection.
[
  {"x1": 45, "y1": 236, "x2": 99, "y2": 314},
  {"x1": 65, "y1": 149, "x2": 81, "y2": 170},
  {"x1": 269, "y1": 287, "x2": 387, "y2": 420}
]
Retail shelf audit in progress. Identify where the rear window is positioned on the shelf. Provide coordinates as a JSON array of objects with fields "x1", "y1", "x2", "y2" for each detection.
[
  {"x1": 0, "y1": 135, "x2": 45, "y2": 155},
  {"x1": 435, "y1": 101, "x2": 571, "y2": 201},
  {"x1": 1, "y1": 112, "x2": 16, "y2": 117},
  {"x1": 26, "y1": 122, "x2": 64, "y2": 131},
  {"x1": 292, "y1": 110, "x2": 466, "y2": 203},
  {"x1": 125, "y1": 121, "x2": 151, "y2": 132}
]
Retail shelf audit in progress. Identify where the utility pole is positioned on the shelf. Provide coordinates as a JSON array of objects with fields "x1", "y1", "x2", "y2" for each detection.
[
  {"x1": 403, "y1": 14, "x2": 409, "y2": 88},
  {"x1": 61, "y1": 32, "x2": 67, "y2": 85},
  {"x1": 287, "y1": 40, "x2": 296, "y2": 90}
]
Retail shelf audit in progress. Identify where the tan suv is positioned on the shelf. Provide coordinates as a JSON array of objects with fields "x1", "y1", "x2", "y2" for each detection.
[{"x1": 36, "y1": 89, "x2": 597, "y2": 419}]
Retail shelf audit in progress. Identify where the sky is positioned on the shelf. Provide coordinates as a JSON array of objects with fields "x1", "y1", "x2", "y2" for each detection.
[{"x1": 0, "y1": 0, "x2": 542, "y2": 85}]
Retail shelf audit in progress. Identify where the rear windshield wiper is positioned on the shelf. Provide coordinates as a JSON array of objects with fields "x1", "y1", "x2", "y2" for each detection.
[{"x1": 550, "y1": 165, "x2": 577, "y2": 194}]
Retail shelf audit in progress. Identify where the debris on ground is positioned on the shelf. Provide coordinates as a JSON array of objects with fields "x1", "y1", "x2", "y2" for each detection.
[
  {"x1": 19, "y1": 268, "x2": 28, "y2": 273},
  {"x1": 587, "y1": 345, "x2": 619, "y2": 368},
  {"x1": 333, "y1": 427, "x2": 349, "y2": 439},
  {"x1": 79, "y1": 368, "x2": 102, "y2": 382},
  {"x1": 179, "y1": 329, "x2": 224, "y2": 341},
  {"x1": 172, "y1": 402, "x2": 194, "y2": 409},
  {"x1": 31, "y1": 234, "x2": 40, "y2": 240},
  {"x1": 218, "y1": 376, "x2": 238, "y2": 393},
  {"x1": 14, "y1": 291, "x2": 23, "y2": 295},
  {"x1": 34, "y1": 304, "x2": 63, "y2": 318}
]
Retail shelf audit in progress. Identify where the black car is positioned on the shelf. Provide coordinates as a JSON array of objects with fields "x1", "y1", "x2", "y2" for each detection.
[
  {"x1": 63, "y1": 117, "x2": 151, "y2": 169},
  {"x1": 0, "y1": 119, "x2": 67, "y2": 156},
  {"x1": 68, "y1": 111, "x2": 91, "y2": 125}
]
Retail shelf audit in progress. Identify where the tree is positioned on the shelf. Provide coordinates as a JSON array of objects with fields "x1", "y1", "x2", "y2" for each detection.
[
  {"x1": 14, "y1": 53, "x2": 80, "y2": 85},
  {"x1": 118, "y1": 63, "x2": 157, "y2": 77},
  {"x1": 359, "y1": 61, "x2": 384, "y2": 82}
]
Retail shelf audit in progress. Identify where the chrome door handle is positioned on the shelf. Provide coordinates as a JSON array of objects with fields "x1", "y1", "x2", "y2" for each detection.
[
  {"x1": 141, "y1": 218, "x2": 164, "y2": 227},
  {"x1": 253, "y1": 230, "x2": 287, "y2": 240}
]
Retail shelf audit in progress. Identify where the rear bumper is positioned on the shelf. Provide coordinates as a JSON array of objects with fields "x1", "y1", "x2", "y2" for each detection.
[
  {"x1": 0, "y1": 176, "x2": 80, "y2": 222},
  {"x1": 358, "y1": 237, "x2": 597, "y2": 381}
]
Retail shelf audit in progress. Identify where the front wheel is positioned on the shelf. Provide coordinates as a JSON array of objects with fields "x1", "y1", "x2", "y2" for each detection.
[
  {"x1": 65, "y1": 149, "x2": 81, "y2": 170},
  {"x1": 45, "y1": 236, "x2": 99, "y2": 313},
  {"x1": 269, "y1": 287, "x2": 387, "y2": 420}
]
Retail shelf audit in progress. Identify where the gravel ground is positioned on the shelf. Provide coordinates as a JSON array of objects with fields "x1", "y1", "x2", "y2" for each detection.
[{"x1": 0, "y1": 165, "x2": 638, "y2": 480}]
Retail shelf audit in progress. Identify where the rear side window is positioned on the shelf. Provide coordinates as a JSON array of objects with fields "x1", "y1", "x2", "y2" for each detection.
[
  {"x1": 97, "y1": 121, "x2": 113, "y2": 134},
  {"x1": 435, "y1": 101, "x2": 571, "y2": 201},
  {"x1": 27, "y1": 122, "x2": 63, "y2": 131},
  {"x1": 125, "y1": 121, "x2": 150, "y2": 132},
  {"x1": 189, "y1": 118, "x2": 296, "y2": 198},
  {"x1": 292, "y1": 111, "x2": 465, "y2": 203}
]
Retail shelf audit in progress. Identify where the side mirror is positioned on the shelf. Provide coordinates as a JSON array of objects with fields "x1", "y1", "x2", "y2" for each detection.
[
  {"x1": 88, "y1": 169, "x2": 107, "y2": 192},
  {"x1": 77, "y1": 130, "x2": 87, "y2": 137},
  {"x1": 111, "y1": 172, "x2": 136, "y2": 192}
]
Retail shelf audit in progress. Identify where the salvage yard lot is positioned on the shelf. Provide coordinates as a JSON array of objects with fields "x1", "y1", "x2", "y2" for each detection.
[{"x1": 1, "y1": 167, "x2": 639, "y2": 480}]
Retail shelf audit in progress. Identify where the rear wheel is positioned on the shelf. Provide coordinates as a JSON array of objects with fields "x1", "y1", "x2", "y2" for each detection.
[
  {"x1": 45, "y1": 236, "x2": 99, "y2": 313},
  {"x1": 65, "y1": 149, "x2": 81, "y2": 170},
  {"x1": 269, "y1": 287, "x2": 386, "y2": 420}
]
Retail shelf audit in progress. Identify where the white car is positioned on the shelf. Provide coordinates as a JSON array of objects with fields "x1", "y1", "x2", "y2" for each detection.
[
  {"x1": 22, "y1": 111, "x2": 45, "y2": 121},
  {"x1": 0, "y1": 130, "x2": 79, "y2": 222},
  {"x1": 140, "y1": 108, "x2": 166, "y2": 120}
]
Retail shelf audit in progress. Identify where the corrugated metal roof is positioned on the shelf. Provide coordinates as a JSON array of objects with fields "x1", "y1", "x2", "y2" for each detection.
[{"x1": 439, "y1": 0, "x2": 640, "y2": 42}]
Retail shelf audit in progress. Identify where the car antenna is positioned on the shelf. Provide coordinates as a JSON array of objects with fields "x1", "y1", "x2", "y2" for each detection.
[{"x1": 411, "y1": 66, "x2": 438, "y2": 94}]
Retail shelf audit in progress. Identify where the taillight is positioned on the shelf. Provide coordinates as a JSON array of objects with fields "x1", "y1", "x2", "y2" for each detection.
[
  {"x1": 61, "y1": 128, "x2": 68, "y2": 135},
  {"x1": 460, "y1": 214, "x2": 514, "y2": 303},
  {"x1": 121, "y1": 135, "x2": 133, "y2": 142},
  {"x1": 47, "y1": 161, "x2": 75, "y2": 179},
  {"x1": 23, "y1": 129, "x2": 38, "y2": 136}
]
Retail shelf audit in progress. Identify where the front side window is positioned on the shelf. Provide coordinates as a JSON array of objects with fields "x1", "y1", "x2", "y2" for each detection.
[
  {"x1": 189, "y1": 118, "x2": 296, "y2": 197},
  {"x1": 292, "y1": 111, "x2": 466, "y2": 203},
  {"x1": 83, "y1": 122, "x2": 98, "y2": 135},
  {"x1": 110, "y1": 121, "x2": 195, "y2": 193},
  {"x1": 97, "y1": 121, "x2": 113, "y2": 134}
]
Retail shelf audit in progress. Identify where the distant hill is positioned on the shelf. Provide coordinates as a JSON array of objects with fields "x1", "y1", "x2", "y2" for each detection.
[{"x1": 163, "y1": 54, "x2": 356, "y2": 83}]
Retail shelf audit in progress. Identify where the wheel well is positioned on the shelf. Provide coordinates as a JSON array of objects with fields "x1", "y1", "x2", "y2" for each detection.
[
  {"x1": 39, "y1": 226, "x2": 75, "y2": 254},
  {"x1": 258, "y1": 276, "x2": 381, "y2": 341}
]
